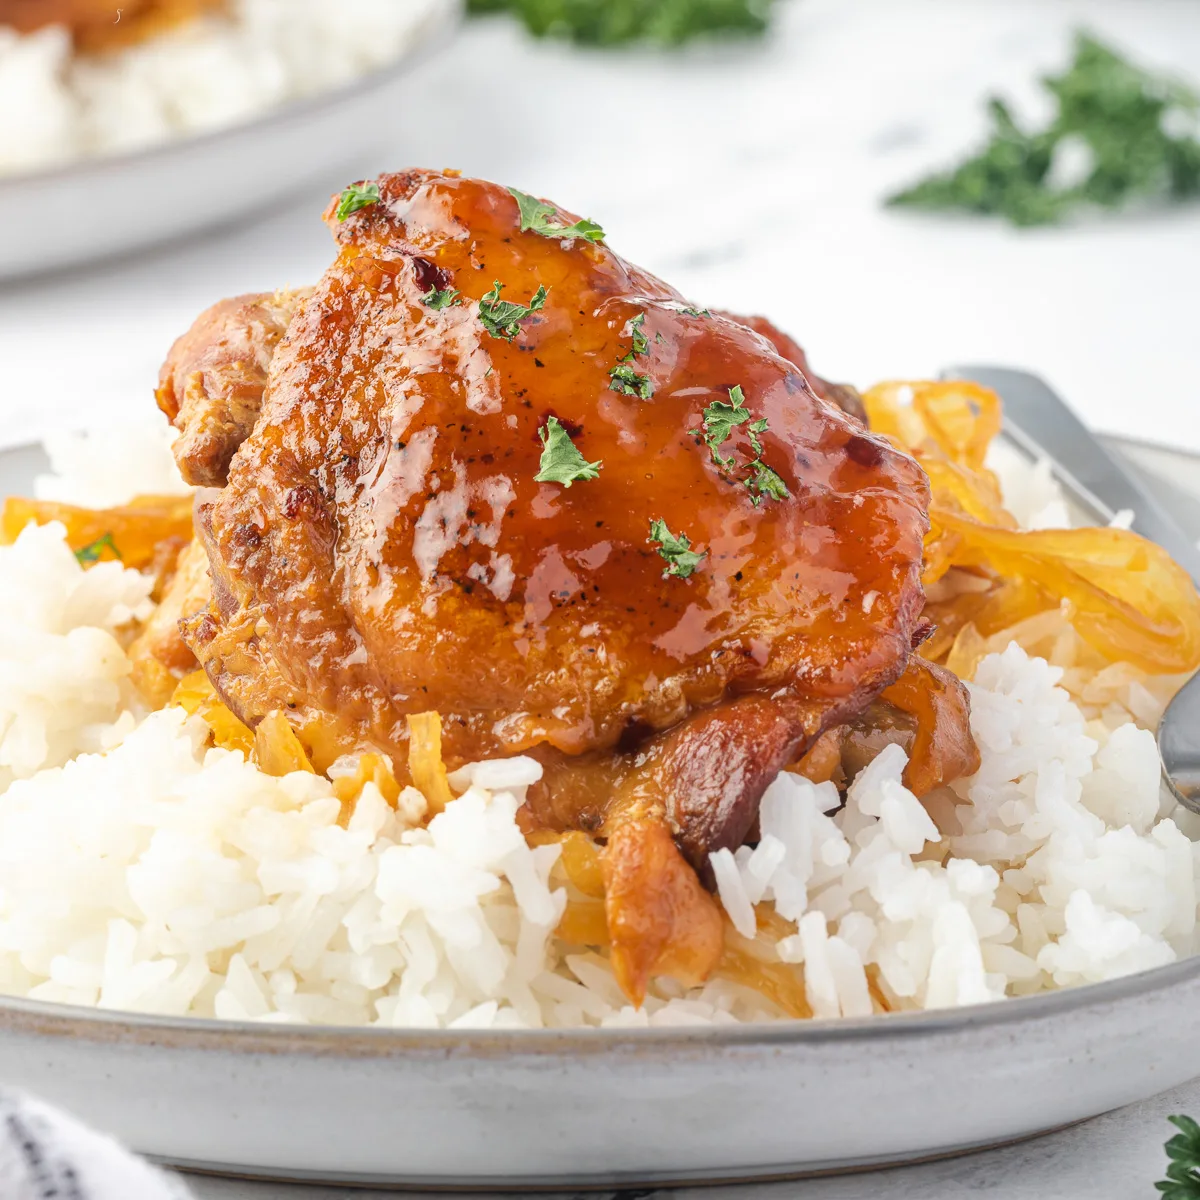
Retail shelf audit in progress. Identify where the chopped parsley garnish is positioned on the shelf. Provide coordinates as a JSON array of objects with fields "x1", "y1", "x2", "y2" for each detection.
[
  {"x1": 627, "y1": 312, "x2": 650, "y2": 355},
  {"x1": 74, "y1": 532, "x2": 120, "y2": 565},
  {"x1": 478, "y1": 280, "x2": 549, "y2": 341},
  {"x1": 468, "y1": 0, "x2": 773, "y2": 48},
  {"x1": 679, "y1": 305, "x2": 711, "y2": 317},
  {"x1": 747, "y1": 416, "x2": 769, "y2": 458},
  {"x1": 1157, "y1": 1114, "x2": 1200, "y2": 1198},
  {"x1": 607, "y1": 314, "x2": 654, "y2": 396},
  {"x1": 887, "y1": 32, "x2": 1200, "y2": 226},
  {"x1": 422, "y1": 285, "x2": 461, "y2": 310},
  {"x1": 609, "y1": 361, "x2": 653, "y2": 399},
  {"x1": 692, "y1": 384, "x2": 751, "y2": 467},
  {"x1": 534, "y1": 416, "x2": 602, "y2": 487},
  {"x1": 509, "y1": 187, "x2": 605, "y2": 243},
  {"x1": 335, "y1": 182, "x2": 381, "y2": 221},
  {"x1": 746, "y1": 461, "x2": 790, "y2": 504},
  {"x1": 692, "y1": 385, "x2": 789, "y2": 502},
  {"x1": 648, "y1": 518, "x2": 705, "y2": 579}
]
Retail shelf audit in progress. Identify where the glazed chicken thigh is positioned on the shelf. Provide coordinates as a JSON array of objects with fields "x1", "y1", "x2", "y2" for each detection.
[{"x1": 162, "y1": 169, "x2": 950, "y2": 1001}]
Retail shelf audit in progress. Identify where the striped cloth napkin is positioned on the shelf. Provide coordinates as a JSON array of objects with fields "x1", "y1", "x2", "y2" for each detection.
[{"x1": 0, "y1": 1089, "x2": 191, "y2": 1199}]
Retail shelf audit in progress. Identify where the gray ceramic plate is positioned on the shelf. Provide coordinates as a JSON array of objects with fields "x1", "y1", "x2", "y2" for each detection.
[
  {"x1": 0, "y1": 434, "x2": 1198, "y2": 1189},
  {"x1": 0, "y1": 0, "x2": 460, "y2": 280}
]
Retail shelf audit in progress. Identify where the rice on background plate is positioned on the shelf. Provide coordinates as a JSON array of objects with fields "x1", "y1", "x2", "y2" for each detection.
[
  {"x1": 0, "y1": 422, "x2": 1196, "y2": 1030},
  {"x1": 0, "y1": 0, "x2": 448, "y2": 176}
]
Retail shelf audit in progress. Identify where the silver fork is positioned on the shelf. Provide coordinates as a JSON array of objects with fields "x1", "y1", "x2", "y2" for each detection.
[{"x1": 940, "y1": 366, "x2": 1200, "y2": 812}]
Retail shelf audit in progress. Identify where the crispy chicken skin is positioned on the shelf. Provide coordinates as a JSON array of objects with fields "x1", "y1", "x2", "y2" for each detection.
[
  {"x1": 164, "y1": 169, "x2": 947, "y2": 999},
  {"x1": 156, "y1": 288, "x2": 310, "y2": 487},
  {"x1": 715, "y1": 312, "x2": 868, "y2": 425}
]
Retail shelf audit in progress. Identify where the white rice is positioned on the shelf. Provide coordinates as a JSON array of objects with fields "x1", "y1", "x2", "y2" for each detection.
[
  {"x1": 34, "y1": 423, "x2": 192, "y2": 507},
  {"x1": 0, "y1": 424, "x2": 1195, "y2": 1027},
  {"x1": 0, "y1": 0, "x2": 446, "y2": 175},
  {"x1": 0, "y1": 522, "x2": 153, "y2": 791}
]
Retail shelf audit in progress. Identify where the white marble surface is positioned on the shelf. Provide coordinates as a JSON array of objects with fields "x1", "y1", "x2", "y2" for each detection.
[
  {"x1": 1, "y1": 0, "x2": 1200, "y2": 451},
  {"x1": 178, "y1": 1075, "x2": 1199, "y2": 1198}
]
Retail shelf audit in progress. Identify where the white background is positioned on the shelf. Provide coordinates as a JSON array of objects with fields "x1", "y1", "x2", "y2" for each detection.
[{"x1": 1, "y1": 0, "x2": 1199, "y2": 452}]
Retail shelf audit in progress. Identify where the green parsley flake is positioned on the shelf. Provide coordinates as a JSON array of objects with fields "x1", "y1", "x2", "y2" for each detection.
[
  {"x1": 626, "y1": 312, "x2": 650, "y2": 355},
  {"x1": 74, "y1": 532, "x2": 121, "y2": 565},
  {"x1": 692, "y1": 385, "x2": 788, "y2": 502},
  {"x1": 609, "y1": 361, "x2": 654, "y2": 399},
  {"x1": 746, "y1": 461, "x2": 790, "y2": 504},
  {"x1": 679, "y1": 305, "x2": 711, "y2": 317},
  {"x1": 648, "y1": 518, "x2": 705, "y2": 579},
  {"x1": 747, "y1": 416, "x2": 769, "y2": 457},
  {"x1": 335, "y1": 182, "x2": 381, "y2": 221},
  {"x1": 478, "y1": 280, "x2": 549, "y2": 341},
  {"x1": 509, "y1": 187, "x2": 606, "y2": 243},
  {"x1": 534, "y1": 417, "x2": 602, "y2": 487},
  {"x1": 692, "y1": 384, "x2": 751, "y2": 467},
  {"x1": 422, "y1": 285, "x2": 461, "y2": 310}
]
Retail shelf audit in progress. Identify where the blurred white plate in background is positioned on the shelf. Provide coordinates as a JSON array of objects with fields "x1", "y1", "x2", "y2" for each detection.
[{"x1": 0, "y1": 0, "x2": 460, "y2": 281}]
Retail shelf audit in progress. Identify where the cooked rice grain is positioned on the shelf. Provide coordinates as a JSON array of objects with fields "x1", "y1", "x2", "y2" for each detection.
[{"x1": 0, "y1": 429, "x2": 1196, "y2": 1027}]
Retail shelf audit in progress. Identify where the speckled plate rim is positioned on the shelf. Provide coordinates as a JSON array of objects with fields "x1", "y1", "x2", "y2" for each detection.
[{"x1": 0, "y1": 0, "x2": 462, "y2": 193}]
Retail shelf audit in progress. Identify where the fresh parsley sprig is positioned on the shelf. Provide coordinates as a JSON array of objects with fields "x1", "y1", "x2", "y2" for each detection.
[
  {"x1": 693, "y1": 384, "x2": 752, "y2": 467},
  {"x1": 648, "y1": 518, "x2": 705, "y2": 579},
  {"x1": 74, "y1": 532, "x2": 120, "y2": 565},
  {"x1": 888, "y1": 32, "x2": 1200, "y2": 226},
  {"x1": 336, "y1": 182, "x2": 381, "y2": 221},
  {"x1": 747, "y1": 416, "x2": 769, "y2": 458},
  {"x1": 607, "y1": 311, "x2": 655, "y2": 396},
  {"x1": 478, "y1": 280, "x2": 549, "y2": 341},
  {"x1": 609, "y1": 362, "x2": 653, "y2": 399},
  {"x1": 509, "y1": 187, "x2": 605, "y2": 243},
  {"x1": 423, "y1": 286, "x2": 461, "y2": 310},
  {"x1": 747, "y1": 461, "x2": 790, "y2": 502},
  {"x1": 534, "y1": 417, "x2": 602, "y2": 487},
  {"x1": 1157, "y1": 1115, "x2": 1200, "y2": 1198},
  {"x1": 626, "y1": 312, "x2": 649, "y2": 355},
  {"x1": 692, "y1": 385, "x2": 789, "y2": 503}
]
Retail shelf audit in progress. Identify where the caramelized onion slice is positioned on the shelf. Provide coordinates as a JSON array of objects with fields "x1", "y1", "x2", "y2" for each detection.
[
  {"x1": 171, "y1": 668, "x2": 255, "y2": 756},
  {"x1": 407, "y1": 712, "x2": 455, "y2": 817},
  {"x1": 863, "y1": 380, "x2": 1001, "y2": 471},
  {"x1": 602, "y1": 817, "x2": 724, "y2": 1007},
  {"x1": 864, "y1": 379, "x2": 1200, "y2": 676},
  {"x1": 255, "y1": 710, "x2": 316, "y2": 777},
  {"x1": 0, "y1": 494, "x2": 194, "y2": 570},
  {"x1": 934, "y1": 513, "x2": 1200, "y2": 675},
  {"x1": 879, "y1": 657, "x2": 980, "y2": 795}
]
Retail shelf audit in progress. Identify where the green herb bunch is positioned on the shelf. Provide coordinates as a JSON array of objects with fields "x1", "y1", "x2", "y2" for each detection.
[
  {"x1": 467, "y1": 0, "x2": 772, "y2": 48},
  {"x1": 1158, "y1": 1115, "x2": 1200, "y2": 1198},
  {"x1": 888, "y1": 32, "x2": 1200, "y2": 226}
]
